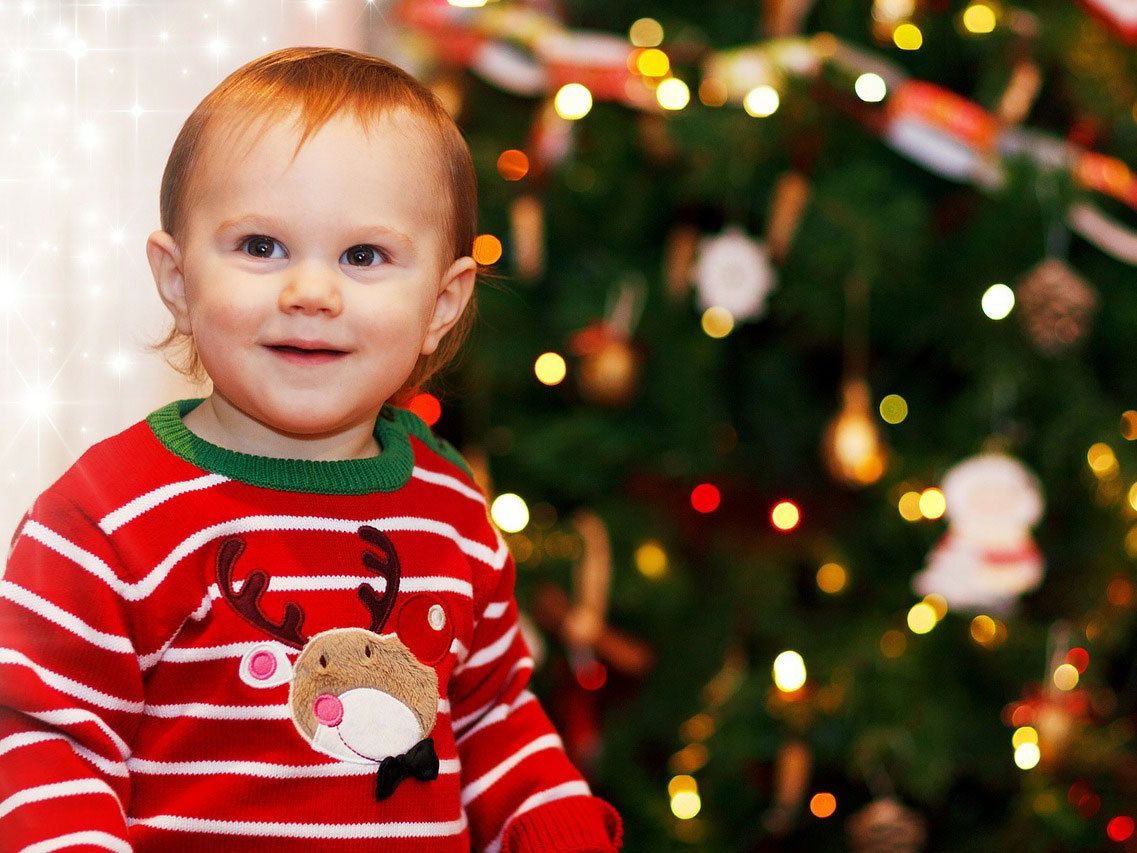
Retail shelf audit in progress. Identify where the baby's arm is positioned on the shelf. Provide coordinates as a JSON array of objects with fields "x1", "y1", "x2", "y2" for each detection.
[
  {"x1": 0, "y1": 492, "x2": 143, "y2": 850},
  {"x1": 449, "y1": 515, "x2": 622, "y2": 853}
]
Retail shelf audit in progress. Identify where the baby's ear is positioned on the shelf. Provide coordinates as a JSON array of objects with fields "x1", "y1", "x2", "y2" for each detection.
[
  {"x1": 147, "y1": 230, "x2": 192, "y2": 335},
  {"x1": 422, "y1": 255, "x2": 477, "y2": 357}
]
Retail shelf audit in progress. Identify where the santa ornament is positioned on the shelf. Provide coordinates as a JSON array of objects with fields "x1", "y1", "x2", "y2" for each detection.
[{"x1": 912, "y1": 453, "x2": 1045, "y2": 612}]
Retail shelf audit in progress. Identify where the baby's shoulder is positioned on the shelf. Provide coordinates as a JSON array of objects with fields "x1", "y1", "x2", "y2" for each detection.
[{"x1": 385, "y1": 405, "x2": 476, "y2": 484}]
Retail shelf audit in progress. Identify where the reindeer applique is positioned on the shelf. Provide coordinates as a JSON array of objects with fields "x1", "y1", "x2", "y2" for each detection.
[{"x1": 215, "y1": 525, "x2": 455, "y2": 800}]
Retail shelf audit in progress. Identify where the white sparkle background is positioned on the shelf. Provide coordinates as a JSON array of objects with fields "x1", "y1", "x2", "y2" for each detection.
[{"x1": 0, "y1": 0, "x2": 412, "y2": 537}]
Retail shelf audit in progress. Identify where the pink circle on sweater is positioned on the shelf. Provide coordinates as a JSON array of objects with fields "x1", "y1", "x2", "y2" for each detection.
[
  {"x1": 314, "y1": 693, "x2": 344, "y2": 727},
  {"x1": 248, "y1": 650, "x2": 277, "y2": 680}
]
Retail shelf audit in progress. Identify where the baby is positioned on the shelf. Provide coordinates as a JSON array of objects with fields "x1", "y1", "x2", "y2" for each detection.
[{"x1": 0, "y1": 47, "x2": 621, "y2": 852}]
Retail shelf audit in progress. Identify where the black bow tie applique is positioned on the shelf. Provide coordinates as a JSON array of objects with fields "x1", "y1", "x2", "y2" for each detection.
[{"x1": 375, "y1": 737, "x2": 440, "y2": 800}]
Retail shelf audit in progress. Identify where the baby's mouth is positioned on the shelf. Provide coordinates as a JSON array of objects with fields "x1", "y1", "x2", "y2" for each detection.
[
  {"x1": 269, "y1": 344, "x2": 345, "y2": 355},
  {"x1": 266, "y1": 344, "x2": 349, "y2": 364}
]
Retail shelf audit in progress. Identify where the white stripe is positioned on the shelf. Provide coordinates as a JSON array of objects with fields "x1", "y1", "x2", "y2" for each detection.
[
  {"x1": 401, "y1": 576, "x2": 474, "y2": 597},
  {"x1": 22, "y1": 830, "x2": 132, "y2": 853},
  {"x1": 0, "y1": 731, "x2": 129, "y2": 779},
  {"x1": 143, "y1": 702, "x2": 291, "y2": 720},
  {"x1": 0, "y1": 731, "x2": 61, "y2": 757},
  {"x1": 460, "y1": 733, "x2": 563, "y2": 805},
  {"x1": 205, "y1": 575, "x2": 473, "y2": 598},
  {"x1": 456, "y1": 691, "x2": 537, "y2": 746},
  {"x1": 450, "y1": 637, "x2": 468, "y2": 663},
  {"x1": 26, "y1": 708, "x2": 131, "y2": 760},
  {"x1": 128, "y1": 812, "x2": 468, "y2": 839},
  {"x1": 0, "y1": 779, "x2": 122, "y2": 820},
  {"x1": 459, "y1": 624, "x2": 519, "y2": 672},
  {"x1": 438, "y1": 697, "x2": 450, "y2": 714},
  {"x1": 0, "y1": 649, "x2": 142, "y2": 713},
  {"x1": 411, "y1": 467, "x2": 485, "y2": 504},
  {"x1": 127, "y1": 756, "x2": 461, "y2": 778},
  {"x1": 485, "y1": 781, "x2": 594, "y2": 853},
  {"x1": 0, "y1": 581, "x2": 134, "y2": 654},
  {"x1": 451, "y1": 659, "x2": 534, "y2": 734},
  {"x1": 22, "y1": 515, "x2": 505, "y2": 602},
  {"x1": 482, "y1": 601, "x2": 509, "y2": 619},
  {"x1": 158, "y1": 641, "x2": 300, "y2": 665},
  {"x1": 98, "y1": 474, "x2": 229, "y2": 534}
]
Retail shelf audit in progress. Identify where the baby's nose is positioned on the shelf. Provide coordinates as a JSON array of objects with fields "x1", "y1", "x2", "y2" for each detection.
[{"x1": 313, "y1": 693, "x2": 344, "y2": 727}]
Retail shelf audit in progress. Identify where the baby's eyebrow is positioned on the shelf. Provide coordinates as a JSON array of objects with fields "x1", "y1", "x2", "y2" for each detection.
[{"x1": 215, "y1": 213, "x2": 414, "y2": 251}]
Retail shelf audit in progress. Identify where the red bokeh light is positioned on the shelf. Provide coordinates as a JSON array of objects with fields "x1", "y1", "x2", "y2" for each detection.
[
  {"x1": 1107, "y1": 816, "x2": 1135, "y2": 843},
  {"x1": 407, "y1": 392, "x2": 442, "y2": 426},
  {"x1": 1066, "y1": 647, "x2": 1090, "y2": 673},
  {"x1": 690, "y1": 483, "x2": 721, "y2": 513}
]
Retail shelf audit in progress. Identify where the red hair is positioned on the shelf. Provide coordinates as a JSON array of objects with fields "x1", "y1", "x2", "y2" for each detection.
[{"x1": 156, "y1": 46, "x2": 479, "y2": 399}]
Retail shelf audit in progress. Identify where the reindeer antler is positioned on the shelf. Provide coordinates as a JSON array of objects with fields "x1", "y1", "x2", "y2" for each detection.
[
  {"x1": 216, "y1": 537, "x2": 307, "y2": 649},
  {"x1": 357, "y1": 525, "x2": 400, "y2": 633}
]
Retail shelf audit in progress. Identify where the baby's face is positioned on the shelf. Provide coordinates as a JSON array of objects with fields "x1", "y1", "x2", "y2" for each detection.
[{"x1": 164, "y1": 108, "x2": 462, "y2": 436}]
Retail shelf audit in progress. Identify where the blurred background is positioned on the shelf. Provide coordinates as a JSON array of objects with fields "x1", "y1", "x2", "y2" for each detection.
[{"x1": 2, "y1": 0, "x2": 1137, "y2": 849}]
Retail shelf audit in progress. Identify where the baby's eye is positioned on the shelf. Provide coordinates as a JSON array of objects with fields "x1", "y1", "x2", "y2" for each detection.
[
  {"x1": 240, "y1": 236, "x2": 286, "y2": 259},
  {"x1": 341, "y1": 244, "x2": 387, "y2": 268}
]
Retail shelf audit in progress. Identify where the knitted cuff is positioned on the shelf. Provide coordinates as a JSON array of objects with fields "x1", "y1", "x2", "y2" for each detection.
[{"x1": 502, "y1": 795, "x2": 623, "y2": 852}]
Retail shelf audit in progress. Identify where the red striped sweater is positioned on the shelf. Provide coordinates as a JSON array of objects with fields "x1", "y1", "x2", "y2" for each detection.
[{"x1": 0, "y1": 400, "x2": 622, "y2": 852}]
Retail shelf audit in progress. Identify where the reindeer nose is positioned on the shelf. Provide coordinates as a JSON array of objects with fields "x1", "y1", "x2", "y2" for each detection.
[{"x1": 313, "y1": 693, "x2": 344, "y2": 727}]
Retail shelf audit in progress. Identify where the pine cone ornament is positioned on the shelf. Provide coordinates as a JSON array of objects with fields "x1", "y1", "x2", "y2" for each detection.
[
  {"x1": 846, "y1": 798, "x2": 927, "y2": 853},
  {"x1": 1015, "y1": 258, "x2": 1097, "y2": 354}
]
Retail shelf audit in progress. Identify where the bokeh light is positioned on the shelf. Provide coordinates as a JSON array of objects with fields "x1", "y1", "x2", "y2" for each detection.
[
  {"x1": 772, "y1": 650, "x2": 807, "y2": 692},
  {"x1": 534, "y1": 352, "x2": 567, "y2": 386},
  {"x1": 490, "y1": 493, "x2": 530, "y2": 533},
  {"x1": 554, "y1": 83, "x2": 593, "y2": 120}
]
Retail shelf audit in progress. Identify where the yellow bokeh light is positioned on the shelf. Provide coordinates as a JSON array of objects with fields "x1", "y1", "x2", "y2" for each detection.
[
  {"x1": 817, "y1": 562, "x2": 848, "y2": 594},
  {"x1": 1121, "y1": 410, "x2": 1137, "y2": 441},
  {"x1": 554, "y1": 83, "x2": 593, "y2": 120},
  {"x1": 772, "y1": 650, "x2": 807, "y2": 692},
  {"x1": 490, "y1": 493, "x2": 530, "y2": 533},
  {"x1": 1014, "y1": 741, "x2": 1041, "y2": 770},
  {"x1": 880, "y1": 629, "x2": 907, "y2": 658},
  {"x1": 919, "y1": 488, "x2": 946, "y2": 519},
  {"x1": 472, "y1": 234, "x2": 503, "y2": 266},
  {"x1": 635, "y1": 540, "x2": 669, "y2": 579},
  {"x1": 907, "y1": 601, "x2": 937, "y2": 634},
  {"x1": 743, "y1": 85, "x2": 780, "y2": 118},
  {"x1": 771, "y1": 501, "x2": 801, "y2": 531},
  {"x1": 636, "y1": 48, "x2": 670, "y2": 77},
  {"x1": 656, "y1": 77, "x2": 691, "y2": 111},
  {"x1": 668, "y1": 774, "x2": 697, "y2": 797},
  {"x1": 923, "y1": 593, "x2": 948, "y2": 620},
  {"x1": 854, "y1": 72, "x2": 887, "y2": 103},
  {"x1": 962, "y1": 3, "x2": 997, "y2": 33},
  {"x1": 898, "y1": 490, "x2": 923, "y2": 521},
  {"x1": 701, "y1": 306, "x2": 735, "y2": 338},
  {"x1": 629, "y1": 17, "x2": 664, "y2": 47},
  {"x1": 970, "y1": 614, "x2": 996, "y2": 644},
  {"x1": 879, "y1": 394, "x2": 908, "y2": 424},
  {"x1": 1053, "y1": 663, "x2": 1079, "y2": 691},
  {"x1": 1012, "y1": 726, "x2": 1038, "y2": 749},
  {"x1": 1087, "y1": 443, "x2": 1118, "y2": 477},
  {"x1": 982, "y1": 283, "x2": 1015, "y2": 320},
  {"x1": 1128, "y1": 483, "x2": 1137, "y2": 512},
  {"x1": 670, "y1": 789, "x2": 701, "y2": 820},
  {"x1": 534, "y1": 352, "x2": 567, "y2": 386},
  {"x1": 810, "y1": 792, "x2": 837, "y2": 818},
  {"x1": 893, "y1": 22, "x2": 923, "y2": 50}
]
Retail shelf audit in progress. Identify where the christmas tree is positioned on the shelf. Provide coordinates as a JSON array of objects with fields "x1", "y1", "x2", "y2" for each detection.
[{"x1": 396, "y1": 0, "x2": 1137, "y2": 849}]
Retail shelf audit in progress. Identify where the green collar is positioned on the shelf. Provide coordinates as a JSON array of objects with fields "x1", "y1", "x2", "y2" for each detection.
[{"x1": 146, "y1": 399, "x2": 416, "y2": 494}]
